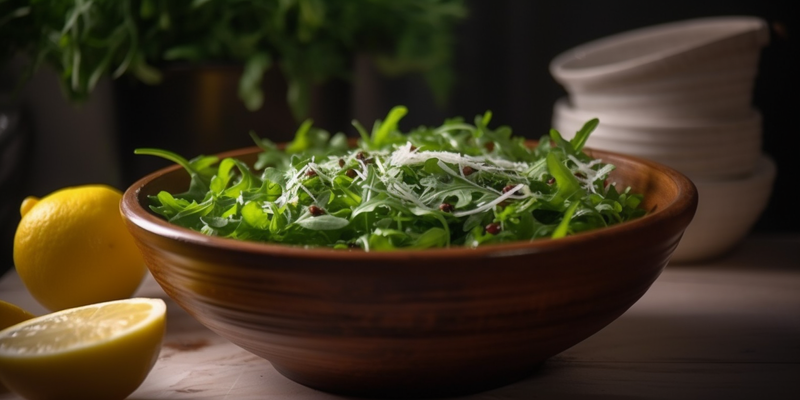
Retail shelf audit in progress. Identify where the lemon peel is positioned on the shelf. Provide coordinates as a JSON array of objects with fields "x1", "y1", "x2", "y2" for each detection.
[{"x1": 0, "y1": 299, "x2": 35, "y2": 331}]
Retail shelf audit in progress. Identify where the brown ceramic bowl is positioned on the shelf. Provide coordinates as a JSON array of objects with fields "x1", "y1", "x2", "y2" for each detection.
[{"x1": 120, "y1": 145, "x2": 697, "y2": 398}]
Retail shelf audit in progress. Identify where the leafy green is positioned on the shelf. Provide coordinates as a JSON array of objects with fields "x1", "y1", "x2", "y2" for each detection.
[
  {"x1": 0, "y1": 0, "x2": 467, "y2": 120},
  {"x1": 136, "y1": 106, "x2": 646, "y2": 250}
]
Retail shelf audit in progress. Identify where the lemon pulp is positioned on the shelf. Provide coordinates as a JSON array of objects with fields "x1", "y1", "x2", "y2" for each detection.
[{"x1": 0, "y1": 298, "x2": 166, "y2": 400}]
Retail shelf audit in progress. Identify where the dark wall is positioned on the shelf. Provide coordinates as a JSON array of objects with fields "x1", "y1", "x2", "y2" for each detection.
[{"x1": 355, "y1": 0, "x2": 798, "y2": 233}]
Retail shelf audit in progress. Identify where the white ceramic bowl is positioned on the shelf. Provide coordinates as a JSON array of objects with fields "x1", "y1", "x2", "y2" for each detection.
[
  {"x1": 550, "y1": 16, "x2": 769, "y2": 88},
  {"x1": 567, "y1": 68, "x2": 758, "y2": 119},
  {"x1": 551, "y1": 98, "x2": 763, "y2": 179},
  {"x1": 550, "y1": 16, "x2": 769, "y2": 118},
  {"x1": 670, "y1": 154, "x2": 777, "y2": 264},
  {"x1": 580, "y1": 144, "x2": 760, "y2": 181},
  {"x1": 552, "y1": 97, "x2": 763, "y2": 136},
  {"x1": 579, "y1": 137, "x2": 761, "y2": 181},
  {"x1": 583, "y1": 134, "x2": 761, "y2": 157}
]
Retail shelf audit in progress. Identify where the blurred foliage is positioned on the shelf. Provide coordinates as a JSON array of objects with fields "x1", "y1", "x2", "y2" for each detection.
[{"x1": 0, "y1": 0, "x2": 468, "y2": 120}]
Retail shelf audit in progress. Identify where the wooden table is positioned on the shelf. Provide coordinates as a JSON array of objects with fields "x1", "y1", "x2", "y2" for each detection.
[{"x1": 2, "y1": 233, "x2": 798, "y2": 399}]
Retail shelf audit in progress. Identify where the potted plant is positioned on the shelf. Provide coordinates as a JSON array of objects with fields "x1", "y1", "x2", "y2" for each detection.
[{"x1": 0, "y1": 0, "x2": 468, "y2": 183}]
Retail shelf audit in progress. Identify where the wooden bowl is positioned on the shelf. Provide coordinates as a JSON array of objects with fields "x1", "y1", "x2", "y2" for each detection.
[{"x1": 120, "y1": 145, "x2": 697, "y2": 398}]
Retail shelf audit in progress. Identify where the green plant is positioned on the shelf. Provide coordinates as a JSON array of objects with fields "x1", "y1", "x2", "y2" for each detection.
[{"x1": 0, "y1": 0, "x2": 467, "y2": 120}]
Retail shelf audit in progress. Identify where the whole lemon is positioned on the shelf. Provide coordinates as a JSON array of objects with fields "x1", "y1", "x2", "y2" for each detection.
[{"x1": 13, "y1": 185, "x2": 146, "y2": 312}]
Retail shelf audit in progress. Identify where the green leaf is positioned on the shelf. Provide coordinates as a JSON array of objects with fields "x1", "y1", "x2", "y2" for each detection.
[
  {"x1": 546, "y1": 152, "x2": 585, "y2": 209},
  {"x1": 285, "y1": 119, "x2": 330, "y2": 154},
  {"x1": 134, "y1": 148, "x2": 216, "y2": 202},
  {"x1": 570, "y1": 118, "x2": 599, "y2": 152},
  {"x1": 412, "y1": 227, "x2": 448, "y2": 249},
  {"x1": 371, "y1": 105, "x2": 407, "y2": 148},
  {"x1": 295, "y1": 214, "x2": 350, "y2": 230},
  {"x1": 238, "y1": 53, "x2": 272, "y2": 111},
  {"x1": 552, "y1": 201, "x2": 580, "y2": 239}
]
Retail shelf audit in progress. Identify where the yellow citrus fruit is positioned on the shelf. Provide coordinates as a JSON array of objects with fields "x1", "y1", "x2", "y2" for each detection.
[
  {"x1": 13, "y1": 184, "x2": 146, "y2": 312},
  {"x1": 0, "y1": 301, "x2": 37, "y2": 394},
  {"x1": 0, "y1": 300, "x2": 36, "y2": 331},
  {"x1": 0, "y1": 297, "x2": 166, "y2": 400}
]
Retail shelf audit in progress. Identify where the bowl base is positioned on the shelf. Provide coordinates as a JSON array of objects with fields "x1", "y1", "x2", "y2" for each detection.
[{"x1": 271, "y1": 361, "x2": 545, "y2": 398}]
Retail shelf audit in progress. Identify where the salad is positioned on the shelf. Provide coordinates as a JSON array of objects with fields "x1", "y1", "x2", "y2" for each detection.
[{"x1": 136, "y1": 106, "x2": 645, "y2": 251}]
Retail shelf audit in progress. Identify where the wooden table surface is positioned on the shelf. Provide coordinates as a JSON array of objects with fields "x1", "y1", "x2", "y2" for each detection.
[{"x1": 1, "y1": 233, "x2": 798, "y2": 400}]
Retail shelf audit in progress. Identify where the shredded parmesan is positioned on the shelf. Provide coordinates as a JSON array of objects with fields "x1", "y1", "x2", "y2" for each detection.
[
  {"x1": 453, "y1": 184, "x2": 523, "y2": 217},
  {"x1": 389, "y1": 142, "x2": 528, "y2": 173},
  {"x1": 567, "y1": 155, "x2": 615, "y2": 194}
]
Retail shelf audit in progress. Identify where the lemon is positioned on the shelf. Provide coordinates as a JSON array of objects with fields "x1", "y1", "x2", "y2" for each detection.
[
  {"x1": 0, "y1": 297, "x2": 166, "y2": 400},
  {"x1": 0, "y1": 300, "x2": 36, "y2": 330},
  {"x1": 13, "y1": 184, "x2": 146, "y2": 311},
  {"x1": 0, "y1": 301, "x2": 37, "y2": 394}
]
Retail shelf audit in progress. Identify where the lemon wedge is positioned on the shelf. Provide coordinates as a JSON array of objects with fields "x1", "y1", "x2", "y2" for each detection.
[
  {"x1": 0, "y1": 300, "x2": 36, "y2": 330},
  {"x1": 0, "y1": 297, "x2": 166, "y2": 400}
]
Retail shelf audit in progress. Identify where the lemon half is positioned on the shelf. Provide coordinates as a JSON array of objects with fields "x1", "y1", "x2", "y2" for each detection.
[{"x1": 0, "y1": 298, "x2": 166, "y2": 400}]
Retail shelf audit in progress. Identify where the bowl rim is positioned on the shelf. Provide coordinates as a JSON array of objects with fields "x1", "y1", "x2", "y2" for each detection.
[{"x1": 121, "y1": 144, "x2": 698, "y2": 261}]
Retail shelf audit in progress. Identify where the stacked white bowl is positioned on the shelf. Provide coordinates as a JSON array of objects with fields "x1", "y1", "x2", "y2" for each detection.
[{"x1": 549, "y1": 16, "x2": 777, "y2": 264}]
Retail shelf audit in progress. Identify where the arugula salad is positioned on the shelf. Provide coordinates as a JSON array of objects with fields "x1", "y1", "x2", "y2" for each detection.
[{"x1": 136, "y1": 106, "x2": 645, "y2": 251}]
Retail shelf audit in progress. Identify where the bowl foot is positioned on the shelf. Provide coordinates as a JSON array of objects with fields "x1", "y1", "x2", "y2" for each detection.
[{"x1": 271, "y1": 362, "x2": 545, "y2": 398}]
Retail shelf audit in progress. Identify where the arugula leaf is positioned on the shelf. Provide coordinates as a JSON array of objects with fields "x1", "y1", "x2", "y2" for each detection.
[
  {"x1": 552, "y1": 201, "x2": 581, "y2": 239},
  {"x1": 295, "y1": 215, "x2": 350, "y2": 231},
  {"x1": 570, "y1": 118, "x2": 599, "y2": 152},
  {"x1": 372, "y1": 105, "x2": 408, "y2": 148},
  {"x1": 546, "y1": 152, "x2": 585, "y2": 209},
  {"x1": 134, "y1": 148, "x2": 216, "y2": 202}
]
